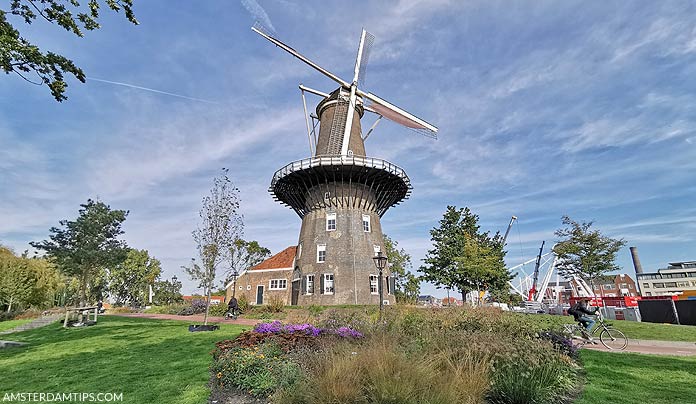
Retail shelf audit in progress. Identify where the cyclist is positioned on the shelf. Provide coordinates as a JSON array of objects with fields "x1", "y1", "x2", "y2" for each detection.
[
  {"x1": 225, "y1": 296, "x2": 239, "y2": 319},
  {"x1": 568, "y1": 297, "x2": 599, "y2": 341}
]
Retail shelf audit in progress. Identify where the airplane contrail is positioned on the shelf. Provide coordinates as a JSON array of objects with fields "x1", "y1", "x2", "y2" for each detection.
[
  {"x1": 241, "y1": 0, "x2": 276, "y2": 34},
  {"x1": 88, "y1": 77, "x2": 219, "y2": 104}
]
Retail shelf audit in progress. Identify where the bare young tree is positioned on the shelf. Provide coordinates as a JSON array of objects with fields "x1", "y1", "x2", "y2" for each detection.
[{"x1": 185, "y1": 169, "x2": 243, "y2": 325}]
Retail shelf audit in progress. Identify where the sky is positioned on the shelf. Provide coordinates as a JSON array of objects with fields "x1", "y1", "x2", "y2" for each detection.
[{"x1": 2, "y1": 0, "x2": 695, "y2": 298}]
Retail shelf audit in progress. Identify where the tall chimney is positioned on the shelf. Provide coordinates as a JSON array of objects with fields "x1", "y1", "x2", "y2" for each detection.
[{"x1": 630, "y1": 246, "x2": 643, "y2": 274}]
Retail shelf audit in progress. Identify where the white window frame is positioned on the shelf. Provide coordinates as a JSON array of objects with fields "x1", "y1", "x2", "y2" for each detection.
[
  {"x1": 305, "y1": 274, "x2": 314, "y2": 295},
  {"x1": 370, "y1": 274, "x2": 378, "y2": 295},
  {"x1": 269, "y1": 279, "x2": 287, "y2": 290},
  {"x1": 373, "y1": 245, "x2": 381, "y2": 255},
  {"x1": 362, "y1": 214, "x2": 371, "y2": 232},
  {"x1": 326, "y1": 212, "x2": 336, "y2": 231},
  {"x1": 297, "y1": 243, "x2": 302, "y2": 259},
  {"x1": 324, "y1": 273, "x2": 334, "y2": 295},
  {"x1": 317, "y1": 244, "x2": 326, "y2": 263}
]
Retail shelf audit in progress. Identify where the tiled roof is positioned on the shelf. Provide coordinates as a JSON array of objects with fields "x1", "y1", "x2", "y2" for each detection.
[{"x1": 249, "y1": 246, "x2": 296, "y2": 270}]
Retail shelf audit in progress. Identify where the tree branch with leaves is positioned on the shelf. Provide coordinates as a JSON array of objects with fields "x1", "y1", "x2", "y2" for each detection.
[
  {"x1": 553, "y1": 215, "x2": 626, "y2": 289},
  {"x1": 1, "y1": 0, "x2": 138, "y2": 101}
]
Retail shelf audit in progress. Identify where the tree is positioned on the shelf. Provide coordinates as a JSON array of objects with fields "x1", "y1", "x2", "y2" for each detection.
[
  {"x1": 224, "y1": 238, "x2": 270, "y2": 291},
  {"x1": 185, "y1": 169, "x2": 243, "y2": 325},
  {"x1": 1, "y1": 0, "x2": 138, "y2": 101},
  {"x1": 0, "y1": 246, "x2": 62, "y2": 312},
  {"x1": 152, "y1": 276, "x2": 183, "y2": 305},
  {"x1": 383, "y1": 234, "x2": 419, "y2": 304},
  {"x1": 31, "y1": 199, "x2": 129, "y2": 306},
  {"x1": 553, "y1": 215, "x2": 626, "y2": 290},
  {"x1": 420, "y1": 206, "x2": 510, "y2": 303},
  {"x1": 109, "y1": 249, "x2": 162, "y2": 307},
  {"x1": 0, "y1": 247, "x2": 32, "y2": 312}
]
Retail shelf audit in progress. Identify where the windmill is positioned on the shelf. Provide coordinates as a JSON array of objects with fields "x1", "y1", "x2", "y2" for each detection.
[{"x1": 251, "y1": 24, "x2": 438, "y2": 306}]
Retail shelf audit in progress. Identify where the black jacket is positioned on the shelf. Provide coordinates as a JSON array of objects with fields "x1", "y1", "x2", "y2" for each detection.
[{"x1": 570, "y1": 302, "x2": 597, "y2": 320}]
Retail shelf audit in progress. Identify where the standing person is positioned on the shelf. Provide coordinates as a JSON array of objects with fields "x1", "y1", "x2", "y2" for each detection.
[{"x1": 568, "y1": 298, "x2": 599, "y2": 340}]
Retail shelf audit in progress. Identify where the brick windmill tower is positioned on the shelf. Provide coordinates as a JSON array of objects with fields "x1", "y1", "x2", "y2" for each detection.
[{"x1": 253, "y1": 25, "x2": 438, "y2": 306}]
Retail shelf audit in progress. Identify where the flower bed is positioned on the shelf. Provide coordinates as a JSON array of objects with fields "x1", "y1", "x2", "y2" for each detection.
[{"x1": 210, "y1": 309, "x2": 581, "y2": 404}]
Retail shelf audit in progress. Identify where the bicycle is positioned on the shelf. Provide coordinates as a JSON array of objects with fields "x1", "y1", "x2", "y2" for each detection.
[
  {"x1": 563, "y1": 311, "x2": 628, "y2": 350},
  {"x1": 224, "y1": 308, "x2": 241, "y2": 320}
]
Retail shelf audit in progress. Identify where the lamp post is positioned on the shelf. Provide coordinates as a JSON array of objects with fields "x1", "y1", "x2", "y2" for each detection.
[
  {"x1": 372, "y1": 251, "x2": 388, "y2": 319},
  {"x1": 231, "y1": 270, "x2": 239, "y2": 298}
]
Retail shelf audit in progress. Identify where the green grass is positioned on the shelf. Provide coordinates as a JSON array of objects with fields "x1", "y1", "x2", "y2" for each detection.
[
  {"x1": 0, "y1": 316, "x2": 246, "y2": 404},
  {"x1": 577, "y1": 350, "x2": 696, "y2": 404},
  {"x1": 516, "y1": 313, "x2": 696, "y2": 342},
  {"x1": 0, "y1": 318, "x2": 33, "y2": 333}
]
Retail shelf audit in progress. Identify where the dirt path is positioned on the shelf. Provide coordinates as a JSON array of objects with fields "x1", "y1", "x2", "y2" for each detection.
[
  {"x1": 583, "y1": 339, "x2": 696, "y2": 356},
  {"x1": 110, "y1": 312, "x2": 267, "y2": 326}
]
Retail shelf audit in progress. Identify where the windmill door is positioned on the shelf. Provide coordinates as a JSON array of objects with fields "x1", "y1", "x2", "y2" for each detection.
[
  {"x1": 291, "y1": 280, "x2": 300, "y2": 305},
  {"x1": 256, "y1": 285, "x2": 264, "y2": 305}
]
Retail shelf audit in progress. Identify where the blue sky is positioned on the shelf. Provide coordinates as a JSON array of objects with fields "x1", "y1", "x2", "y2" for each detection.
[{"x1": 2, "y1": 1, "x2": 695, "y2": 298}]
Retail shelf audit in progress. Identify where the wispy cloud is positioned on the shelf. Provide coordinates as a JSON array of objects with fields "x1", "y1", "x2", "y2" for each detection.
[{"x1": 88, "y1": 78, "x2": 219, "y2": 104}]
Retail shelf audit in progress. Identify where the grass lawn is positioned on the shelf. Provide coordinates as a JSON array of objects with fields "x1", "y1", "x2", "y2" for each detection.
[
  {"x1": 0, "y1": 318, "x2": 33, "y2": 333},
  {"x1": 577, "y1": 350, "x2": 696, "y2": 404},
  {"x1": 516, "y1": 313, "x2": 696, "y2": 342},
  {"x1": 0, "y1": 316, "x2": 247, "y2": 404}
]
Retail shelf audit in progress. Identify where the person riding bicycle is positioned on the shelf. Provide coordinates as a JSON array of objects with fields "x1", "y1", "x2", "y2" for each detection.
[
  {"x1": 226, "y1": 296, "x2": 239, "y2": 319},
  {"x1": 568, "y1": 298, "x2": 599, "y2": 340}
]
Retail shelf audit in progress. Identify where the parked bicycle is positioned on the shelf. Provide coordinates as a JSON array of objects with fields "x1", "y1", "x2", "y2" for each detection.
[{"x1": 563, "y1": 311, "x2": 628, "y2": 350}]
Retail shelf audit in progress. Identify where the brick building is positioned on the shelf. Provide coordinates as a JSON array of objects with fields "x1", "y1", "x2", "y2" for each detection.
[
  {"x1": 225, "y1": 246, "x2": 296, "y2": 306},
  {"x1": 590, "y1": 274, "x2": 638, "y2": 297},
  {"x1": 225, "y1": 244, "x2": 395, "y2": 306}
]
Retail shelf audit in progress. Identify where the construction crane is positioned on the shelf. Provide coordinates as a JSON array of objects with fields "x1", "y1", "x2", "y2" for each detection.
[
  {"x1": 502, "y1": 216, "x2": 517, "y2": 245},
  {"x1": 528, "y1": 241, "x2": 545, "y2": 301}
]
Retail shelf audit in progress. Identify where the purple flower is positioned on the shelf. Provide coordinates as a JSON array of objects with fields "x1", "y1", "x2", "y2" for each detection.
[
  {"x1": 335, "y1": 326, "x2": 364, "y2": 338},
  {"x1": 254, "y1": 321, "x2": 283, "y2": 333}
]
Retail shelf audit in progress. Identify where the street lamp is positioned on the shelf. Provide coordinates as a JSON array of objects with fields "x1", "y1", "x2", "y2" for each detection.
[
  {"x1": 231, "y1": 270, "x2": 239, "y2": 298},
  {"x1": 372, "y1": 251, "x2": 388, "y2": 318}
]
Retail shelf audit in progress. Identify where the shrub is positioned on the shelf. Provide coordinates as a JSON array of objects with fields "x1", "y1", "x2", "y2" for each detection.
[
  {"x1": 0, "y1": 311, "x2": 20, "y2": 321},
  {"x1": 237, "y1": 295, "x2": 250, "y2": 312},
  {"x1": 487, "y1": 338, "x2": 577, "y2": 404},
  {"x1": 212, "y1": 342, "x2": 302, "y2": 397},
  {"x1": 208, "y1": 303, "x2": 228, "y2": 317},
  {"x1": 267, "y1": 296, "x2": 285, "y2": 313},
  {"x1": 177, "y1": 299, "x2": 207, "y2": 316},
  {"x1": 277, "y1": 336, "x2": 490, "y2": 404}
]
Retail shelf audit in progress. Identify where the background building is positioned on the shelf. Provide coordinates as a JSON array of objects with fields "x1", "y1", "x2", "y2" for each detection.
[{"x1": 636, "y1": 261, "x2": 696, "y2": 297}]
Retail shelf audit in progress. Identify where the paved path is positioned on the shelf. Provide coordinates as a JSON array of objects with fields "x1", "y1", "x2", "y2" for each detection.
[
  {"x1": 0, "y1": 314, "x2": 62, "y2": 335},
  {"x1": 583, "y1": 339, "x2": 696, "y2": 356},
  {"x1": 111, "y1": 312, "x2": 265, "y2": 326}
]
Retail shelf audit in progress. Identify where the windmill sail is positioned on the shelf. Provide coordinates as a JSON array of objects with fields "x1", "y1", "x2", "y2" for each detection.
[{"x1": 251, "y1": 25, "x2": 438, "y2": 142}]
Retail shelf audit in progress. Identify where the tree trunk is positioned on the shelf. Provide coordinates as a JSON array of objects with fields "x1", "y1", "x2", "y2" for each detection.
[
  {"x1": 79, "y1": 269, "x2": 88, "y2": 307},
  {"x1": 203, "y1": 283, "x2": 212, "y2": 325},
  {"x1": 7, "y1": 296, "x2": 13, "y2": 313},
  {"x1": 461, "y1": 290, "x2": 467, "y2": 304}
]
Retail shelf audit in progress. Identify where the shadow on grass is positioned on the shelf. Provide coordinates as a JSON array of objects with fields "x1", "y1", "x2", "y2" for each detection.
[{"x1": 0, "y1": 316, "x2": 246, "y2": 404}]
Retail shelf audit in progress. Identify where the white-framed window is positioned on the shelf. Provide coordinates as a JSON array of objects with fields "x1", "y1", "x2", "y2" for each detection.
[
  {"x1": 373, "y1": 245, "x2": 381, "y2": 255},
  {"x1": 269, "y1": 279, "x2": 287, "y2": 290},
  {"x1": 297, "y1": 243, "x2": 302, "y2": 259},
  {"x1": 317, "y1": 244, "x2": 326, "y2": 263},
  {"x1": 324, "y1": 273, "x2": 334, "y2": 294},
  {"x1": 326, "y1": 212, "x2": 336, "y2": 231},
  {"x1": 370, "y1": 275, "x2": 378, "y2": 294},
  {"x1": 362, "y1": 214, "x2": 371, "y2": 232},
  {"x1": 305, "y1": 274, "x2": 314, "y2": 295}
]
